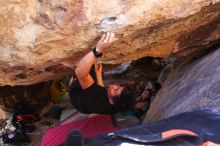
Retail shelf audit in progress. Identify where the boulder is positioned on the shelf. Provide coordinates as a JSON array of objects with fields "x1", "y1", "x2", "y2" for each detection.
[
  {"x1": 144, "y1": 48, "x2": 220, "y2": 123},
  {"x1": 0, "y1": 0, "x2": 220, "y2": 85}
]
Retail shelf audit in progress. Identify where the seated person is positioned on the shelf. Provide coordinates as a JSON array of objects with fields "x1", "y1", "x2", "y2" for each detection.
[{"x1": 116, "y1": 81, "x2": 160, "y2": 118}]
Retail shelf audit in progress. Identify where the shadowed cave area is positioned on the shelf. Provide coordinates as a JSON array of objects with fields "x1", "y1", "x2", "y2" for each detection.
[{"x1": 0, "y1": 45, "x2": 220, "y2": 145}]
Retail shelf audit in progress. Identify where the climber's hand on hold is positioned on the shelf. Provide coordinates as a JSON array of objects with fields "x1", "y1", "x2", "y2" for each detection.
[{"x1": 96, "y1": 32, "x2": 118, "y2": 53}]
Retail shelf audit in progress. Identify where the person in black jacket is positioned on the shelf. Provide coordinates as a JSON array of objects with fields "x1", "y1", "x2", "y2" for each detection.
[{"x1": 69, "y1": 32, "x2": 136, "y2": 115}]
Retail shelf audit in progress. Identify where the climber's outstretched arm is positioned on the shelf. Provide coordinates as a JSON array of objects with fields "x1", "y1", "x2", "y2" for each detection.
[{"x1": 75, "y1": 32, "x2": 117, "y2": 89}]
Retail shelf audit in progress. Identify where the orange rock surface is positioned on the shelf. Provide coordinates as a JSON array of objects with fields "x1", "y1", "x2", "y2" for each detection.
[{"x1": 0, "y1": 0, "x2": 220, "y2": 85}]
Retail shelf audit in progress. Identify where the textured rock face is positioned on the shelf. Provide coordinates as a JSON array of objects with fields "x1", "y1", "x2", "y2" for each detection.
[
  {"x1": 144, "y1": 48, "x2": 220, "y2": 123},
  {"x1": 0, "y1": 108, "x2": 6, "y2": 121},
  {"x1": 0, "y1": 0, "x2": 220, "y2": 85},
  {"x1": 0, "y1": 81, "x2": 52, "y2": 111}
]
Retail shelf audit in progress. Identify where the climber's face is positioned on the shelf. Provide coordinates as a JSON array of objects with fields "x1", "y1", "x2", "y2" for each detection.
[{"x1": 108, "y1": 84, "x2": 125, "y2": 97}]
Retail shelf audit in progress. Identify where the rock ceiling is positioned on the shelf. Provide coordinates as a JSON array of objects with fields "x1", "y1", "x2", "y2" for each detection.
[{"x1": 0, "y1": 0, "x2": 220, "y2": 85}]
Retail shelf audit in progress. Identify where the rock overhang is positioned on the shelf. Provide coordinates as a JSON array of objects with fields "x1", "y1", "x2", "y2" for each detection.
[{"x1": 0, "y1": 0, "x2": 220, "y2": 85}]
